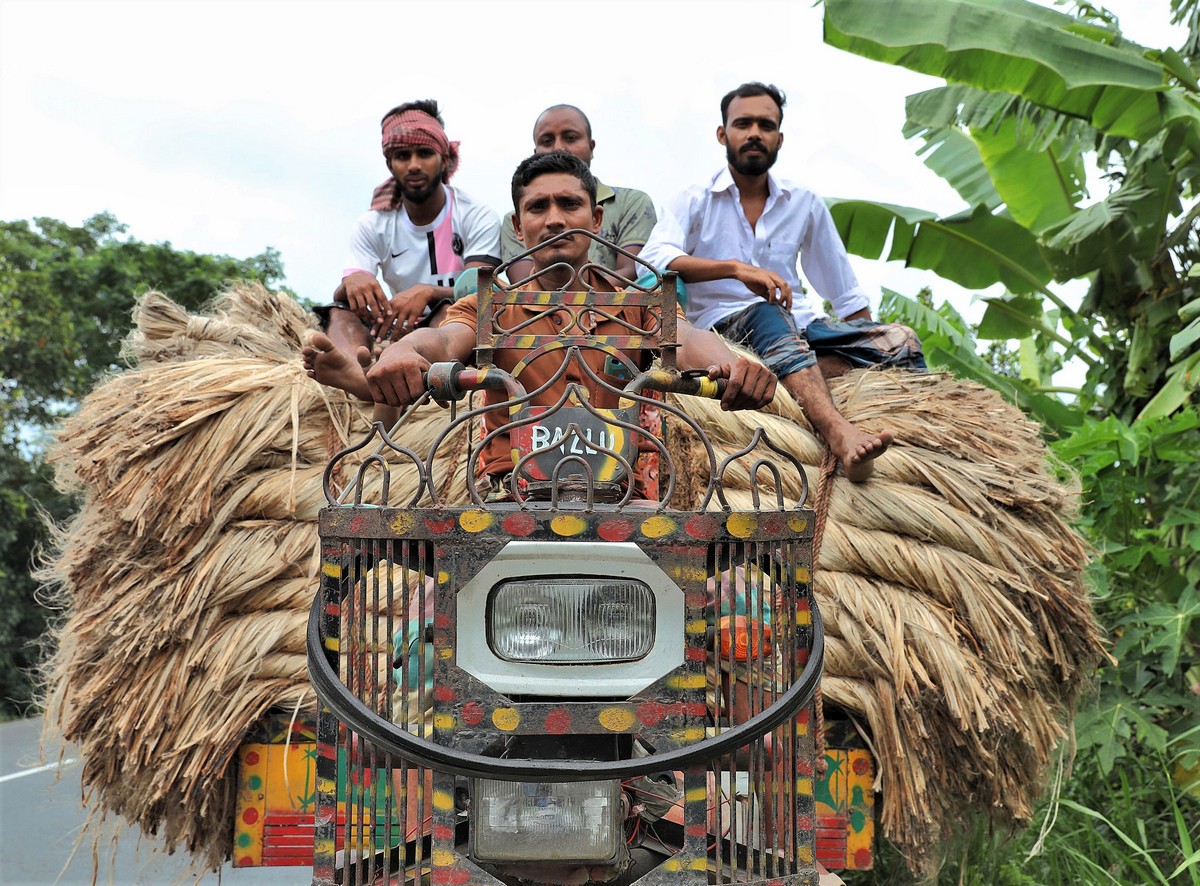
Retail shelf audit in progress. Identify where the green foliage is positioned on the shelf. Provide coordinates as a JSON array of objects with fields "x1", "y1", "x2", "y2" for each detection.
[
  {"x1": 828, "y1": 0, "x2": 1200, "y2": 881},
  {"x1": 0, "y1": 213, "x2": 288, "y2": 430},
  {"x1": 0, "y1": 213, "x2": 291, "y2": 718}
]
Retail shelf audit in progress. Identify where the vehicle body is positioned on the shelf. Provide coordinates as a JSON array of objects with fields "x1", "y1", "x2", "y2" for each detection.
[{"x1": 303, "y1": 233, "x2": 869, "y2": 885}]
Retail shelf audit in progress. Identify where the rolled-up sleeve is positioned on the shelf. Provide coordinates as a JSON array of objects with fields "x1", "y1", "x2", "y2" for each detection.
[
  {"x1": 799, "y1": 199, "x2": 870, "y2": 319},
  {"x1": 639, "y1": 195, "x2": 692, "y2": 271}
]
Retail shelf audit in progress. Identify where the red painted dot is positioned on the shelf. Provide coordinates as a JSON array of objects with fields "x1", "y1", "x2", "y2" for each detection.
[
  {"x1": 685, "y1": 823, "x2": 708, "y2": 837},
  {"x1": 597, "y1": 519, "x2": 634, "y2": 542},
  {"x1": 237, "y1": 856, "x2": 253, "y2": 866},
  {"x1": 425, "y1": 517, "x2": 456, "y2": 534},
  {"x1": 796, "y1": 708, "x2": 810, "y2": 725},
  {"x1": 797, "y1": 758, "x2": 814, "y2": 775},
  {"x1": 433, "y1": 869, "x2": 471, "y2": 885},
  {"x1": 433, "y1": 824, "x2": 455, "y2": 840},
  {"x1": 686, "y1": 702, "x2": 708, "y2": 717},
  {"x1": 502, "y1": 513, "x2": 537, "y2": 537},
  {"x1": 685, "y1": 591, "x2": 707, "y2": 608},
  {"x1": 461, "y1": 702, "x2": 484, "y2": 725},
  {"x1": 685, "y1": 514, "x2": 720, "y2": 539},
  {"x1": 685, "y1": 647, "x2": 707, "y2": 662},
  {"x1": 544, "y1": 709, "x2": 571, "y2": 734},
  {"x1": 855, "y1": 848, "x2": 872, "y2": 867},
  {"x1": 434, "y1": 612, "x2": 451, "y2": 628},
  {"x1": 637, "y1": 702, "x2": 663, "y2": 726},
  {"x1": 242, "y1": 808, "x2": 259, "y2": 825},
  {"x1": 796, "y1": 814, "x2": 814, "y2": 830},
  {"x1": 433, "y1": 686, "x2": 456, "y2": 702},
  {"x1": 852, "y1": 757, "x2": 871, "y2": 775},
  {"x1": 244, "y1": 750, "x2": 260, "y2": 766}
]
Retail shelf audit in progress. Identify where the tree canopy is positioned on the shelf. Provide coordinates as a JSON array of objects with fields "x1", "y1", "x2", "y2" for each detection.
[{"x1": 0, "y1": 214, "x2": 290, "y2": 717}]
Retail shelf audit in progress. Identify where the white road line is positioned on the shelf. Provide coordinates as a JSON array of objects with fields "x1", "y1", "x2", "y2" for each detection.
[{"x1": 0, "y1": 757, "x2": 79, "y2": 784}]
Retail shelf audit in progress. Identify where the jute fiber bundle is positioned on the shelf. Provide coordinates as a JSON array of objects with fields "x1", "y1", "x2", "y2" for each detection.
[{"x1": 40, "y1": 284, "x2": 1102, "y2": 875}]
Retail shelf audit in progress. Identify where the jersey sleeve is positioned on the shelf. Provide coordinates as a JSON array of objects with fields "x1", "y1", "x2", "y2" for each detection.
[
  {"x1": 344, "y1": 212, "x2": 383, "y2": 276},
  {"x1": 460, "y1": 201, "x2": 502, "y2": 266}
]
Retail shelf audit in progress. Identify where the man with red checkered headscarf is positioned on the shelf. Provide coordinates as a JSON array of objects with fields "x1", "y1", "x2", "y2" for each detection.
[{"x1": 304, "y1": 100, "x2": 501, "y2": 403}]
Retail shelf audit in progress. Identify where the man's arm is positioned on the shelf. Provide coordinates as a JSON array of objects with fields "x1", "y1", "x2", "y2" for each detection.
[
  {"x1": 382, "y1": 259, "x2": 495, "y2": 338},
  {"x1": 365, "y1": 321, "x2": 476, "y2": 407},
  {"x1": 610, "y1": 189, "x2": 658, "y2": 282},
  {"x1": 676, "y1": 319, "x2": 777, "y2": 411},
  {"x1": 800, "y1": 197, "x2": 870, "y2": 321},
  {"x1": 640, "y1": 193, "x2": 792, "y2": 309}
]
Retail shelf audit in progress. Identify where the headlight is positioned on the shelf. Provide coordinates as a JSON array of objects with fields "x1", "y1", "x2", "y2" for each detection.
[
  {"x1": 470, "y1": 778, "x2": 621, "y2": 862},
  {"x1": 489, "y1": 578, "x2": 654, "y2": 663}
]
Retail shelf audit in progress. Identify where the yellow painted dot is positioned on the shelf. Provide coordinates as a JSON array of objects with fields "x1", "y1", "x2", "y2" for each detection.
[
  {"x1": 432, "y1": 792, "x2": 455, "y2": 813},
  {"x1": 795, "y1": 777, "x2": 813, "y2": 794},
  {"x1": 794, "y1": 566, "x2": 811, "y2": 583},
  {"x1": 492, "y1": 708, "x2": 521, "y2": 731},
  {"x1": 662, "y1": 859, "x2": 682, "y2": 873},
  {"x1": 389, "y1": 512, "x2": 416, "y2": 535},
  {"x1": 459, "y1": 510, "x2": 494, "y2": 532},
  {"x1": 323, "y1": 637, "x2": 339, "y2": 653},
  {"x1": 639, "y1": 515, "x2": 676, "y2": 538},
  {"x1": 437, "y1": 570, "x2": 450, "y2": 585},
  {"x1": 432, "y1": 848, "x2": 456, "y2": 866},
  {"x1": 726, "y1": 513, "x2": 757, "y2": 538},
  {"x1": 795, "y1": 610, "x2": 812, "y2": 626},
  {"x1": 433, "y1": 714, "x2": 456, "y2": 730},
  {"x1": 684, "y1": 786, "x2": 708, "y2": 803},
  {"x1": 670, "y1": 727, "x2": 708, "y2": 743},
  {"x1": 322, "y1": 562, "x2": 342, "y2": 579},
  {"x1": 788, "y1": 514, "x2": 809, "y2": 533},
  {"x1": 550, "y1": 514, "x2": 587, "y2": 536},
  {"x1": 598, "y1": 707, "x2": 636, "y2": 732},
  {"x1": 437, "y1": 647, "x2": 454, "y2": 660},
  {"x1": 685, "y1": 619, "x2": 708, "y2": 635},
  {"x1": 667, "y1": 673, "x2": 707, "y2": 690},
  {"x1": 688, "y1": 858, "x2": 708, "y2": 871}
]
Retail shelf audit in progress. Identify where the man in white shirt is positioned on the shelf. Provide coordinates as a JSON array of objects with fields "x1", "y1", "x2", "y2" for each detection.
[
  {"x1": 641, "y1": 82, "x2": 924, "y2": 482},
  {"x1": 303, "y1": 99, "x2": 501, "y2": 400}
]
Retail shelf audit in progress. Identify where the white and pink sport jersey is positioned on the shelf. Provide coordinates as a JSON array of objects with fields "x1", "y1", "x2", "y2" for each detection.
[{"x1": 343, "y1": 184, "x2": 501, "y2": 294}]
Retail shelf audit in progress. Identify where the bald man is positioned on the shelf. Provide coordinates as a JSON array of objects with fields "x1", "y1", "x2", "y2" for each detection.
[{"x1": 499, "y1": 104, "x2": 656, "y2": 283}]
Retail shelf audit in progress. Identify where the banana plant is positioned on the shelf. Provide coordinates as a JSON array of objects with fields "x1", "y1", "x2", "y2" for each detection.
[{"x1": 823, "y1": 0, "x2": 1200, "y2": 422}]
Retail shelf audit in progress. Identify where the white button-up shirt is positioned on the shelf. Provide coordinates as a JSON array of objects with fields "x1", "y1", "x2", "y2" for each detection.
[{"x1": 640, "y1": 167, "x2": 870, "y2": 332}]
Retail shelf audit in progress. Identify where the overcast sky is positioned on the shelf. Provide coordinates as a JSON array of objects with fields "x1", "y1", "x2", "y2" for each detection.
[{"x1": 0, "y1": 0, "x2": 1187, "y2": 319}]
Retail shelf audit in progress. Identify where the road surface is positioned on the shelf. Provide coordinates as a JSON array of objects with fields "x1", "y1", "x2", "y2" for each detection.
[{"x1": 0, "y1": 717, "x2": 304, "y2": 885}]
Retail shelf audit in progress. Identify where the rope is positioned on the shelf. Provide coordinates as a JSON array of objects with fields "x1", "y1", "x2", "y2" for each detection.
[{"x1": 810, "y1": 445, "x2": 838, "y2": 775}]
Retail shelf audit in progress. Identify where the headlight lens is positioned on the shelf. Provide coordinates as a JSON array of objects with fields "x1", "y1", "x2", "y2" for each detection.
[
  {"x1": 471, "y1": 778, "x2": 621, "y2": 862},
  {"x1": 489, "y1": 578, "x2": 654, "y2": 663}
]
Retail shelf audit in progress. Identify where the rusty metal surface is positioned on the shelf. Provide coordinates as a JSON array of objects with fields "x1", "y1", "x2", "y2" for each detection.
[{"x1": 308, "y1": 241, "x2": 822, "y2": 884}]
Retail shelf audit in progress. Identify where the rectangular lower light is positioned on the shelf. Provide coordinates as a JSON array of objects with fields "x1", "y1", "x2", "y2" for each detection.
[{"x1": 470, "y1": 778, "x2": 622, "y2": 863}]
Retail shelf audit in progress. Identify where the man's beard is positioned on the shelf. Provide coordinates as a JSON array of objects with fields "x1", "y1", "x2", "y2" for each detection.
[
  {"x1": 726, "y1": 140, "x2": 778, "y2": 176},
  {"x1": 399, "y1": 177, "x2": 440, "y2": 204}
]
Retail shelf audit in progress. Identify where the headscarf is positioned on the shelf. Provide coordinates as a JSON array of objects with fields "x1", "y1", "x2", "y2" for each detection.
[{"x1": 370, "y1": 109, "x2": 461, "y2": 211}]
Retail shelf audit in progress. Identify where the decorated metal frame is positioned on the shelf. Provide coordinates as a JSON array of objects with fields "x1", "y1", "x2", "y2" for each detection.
[{"x1": 308, "y1": 231, "x2": 824, "y2": 885}]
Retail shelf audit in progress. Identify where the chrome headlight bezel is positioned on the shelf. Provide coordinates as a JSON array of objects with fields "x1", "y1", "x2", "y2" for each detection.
[{"x1": 456, "y1": 541, "x2": 685, "y2": 697}]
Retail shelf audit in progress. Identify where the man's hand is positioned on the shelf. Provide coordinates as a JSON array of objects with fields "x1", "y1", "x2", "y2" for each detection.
[
  {"x1": 706, "y1": 357, "x2": 777, "y2": 411},
  {"x1": 381, "y1": 284, "x2": 437, "y2": 341},
  {"x1": 733, "y1": 261, "x2": 792, "y2": 311},
  {"x1": 365, "y1": 341, "x2": 431, "y2": 408},
  {"x1": 341, "y1": 272, "x2": 391, "y2": 332}
]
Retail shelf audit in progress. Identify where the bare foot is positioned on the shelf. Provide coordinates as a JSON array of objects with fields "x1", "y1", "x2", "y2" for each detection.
[
  {"x1": 301, "y1": 332, "x2": 372, "y2": 401},
  {"x1": 832, "y1": 425, "x2": 893, "y2": 482}
]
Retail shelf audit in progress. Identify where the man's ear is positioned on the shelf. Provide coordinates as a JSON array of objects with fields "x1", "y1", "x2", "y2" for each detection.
[
  {"x1": 778, "y1": 131, "x2": 784, "y2": 151},
  {"x1": 591, "y1": 202, "x2": 604, "y2": 234},
  {"x1": 717, "y1": 125, "x2": 727, "y2": 147},
  {"x1": 511, "y1": 211, "x2": 525, "y2": 245}
]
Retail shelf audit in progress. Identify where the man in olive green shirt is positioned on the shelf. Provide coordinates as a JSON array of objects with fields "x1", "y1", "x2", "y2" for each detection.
[{"x1": 499, "y1": 104, "x2": 656, "y2": 283}]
